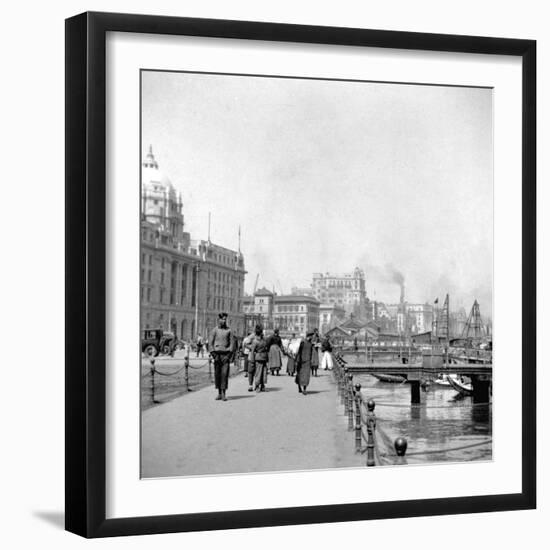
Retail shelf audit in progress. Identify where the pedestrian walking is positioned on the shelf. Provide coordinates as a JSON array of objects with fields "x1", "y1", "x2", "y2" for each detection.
[
  {"x1": 242, "y1": 331, "x2": 254, "y2": 378},
  {"x1": 321, "y1": 337, "x2": 334, "y2": 370},
  {"x1": 250, "y1": 324, "x2": 269, "y2": 392},
  {"x1": 311, "y1": 340, "x2": 320, "y2": 377},
  {"x1": 196, "y1": 334, "x2": 204, "y2": 358},
  {"x1": 285, "y1": 333, "x2": 298, "y2": 376},
  {"x1": 208, "y1": 313, "x2": 235, "y2": 401},
  {"x1": 267, "y1": 328, "x2": 283, "y2": 375},
  {"x1": 295, "y1": 331, "x2": 315, "y2": 395}
]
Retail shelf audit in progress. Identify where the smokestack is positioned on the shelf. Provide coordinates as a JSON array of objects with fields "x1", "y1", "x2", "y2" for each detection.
[{"x1": 400, "y1": 283, "x2": 405, "y2": 305}]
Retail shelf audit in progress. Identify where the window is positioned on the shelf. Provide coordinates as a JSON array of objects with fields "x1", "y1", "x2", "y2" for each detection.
[
  {"x1": 148, "y1": 270, "x2": 152, "y2": 282},
  {"x1": 147, "y1": 288, "x2": 151, "y2": 301}
]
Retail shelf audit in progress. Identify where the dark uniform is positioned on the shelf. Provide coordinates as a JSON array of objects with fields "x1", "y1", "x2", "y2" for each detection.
[{"x1": 209, "y1": 324, "x2": 235, "y2": 396}]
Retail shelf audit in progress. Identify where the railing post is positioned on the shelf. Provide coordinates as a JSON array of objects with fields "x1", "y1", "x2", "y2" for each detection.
[
  {"x1": 184, "y1": 349, "x2": 191, "y2": 391},
  {"x1": 150, "y1": 358, "x2": 156, "y2": 404},
  {"x1": 354, "y1": 383, "x2": 362, "y2": 452},
  {"x1": 347, "y1": 373, "x2": 354, "y2": 430},
  {"x1": 394, "y1": 437, "x2": 408, "y2": 465},
  {"x1": 366, "y1": 399, "x2": 376, "y2": 467}
]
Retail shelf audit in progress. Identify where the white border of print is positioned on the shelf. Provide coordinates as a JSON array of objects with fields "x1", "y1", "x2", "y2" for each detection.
[{"x1": 106, "y1": 31, "x2": 521, "y2": 519}]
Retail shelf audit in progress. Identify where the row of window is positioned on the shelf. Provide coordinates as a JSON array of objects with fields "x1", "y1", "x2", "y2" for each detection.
[
  {"x1": 207, "y1": 250, "x2": 235, "y2": 266},
  {"x1": 141, "y1": 284, "x2": 241, "y2": 311},
  {"x1": 275, "y1": 305, "x2": 305, "y2": 313},
  {"x1": 315, "y1": 280, "x2": 358, "y2": 288}
]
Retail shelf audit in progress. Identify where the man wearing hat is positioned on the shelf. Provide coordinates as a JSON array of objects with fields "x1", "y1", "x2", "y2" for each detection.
[{"x1": 208, "y1": 312, "x2": 235, "y2": 401}]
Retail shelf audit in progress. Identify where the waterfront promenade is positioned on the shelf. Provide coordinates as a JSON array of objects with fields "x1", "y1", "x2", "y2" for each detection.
[{"x1": 141, "y1": 367, "x2": 364, "y2": 478}]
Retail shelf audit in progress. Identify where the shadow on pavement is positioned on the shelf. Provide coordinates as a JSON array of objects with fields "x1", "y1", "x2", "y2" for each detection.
[{"x1": 226, "y1": 395, "x2": 256, "y2": 401}]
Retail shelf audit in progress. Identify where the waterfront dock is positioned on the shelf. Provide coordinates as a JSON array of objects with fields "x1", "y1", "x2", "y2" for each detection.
[{"x1": 141, "y1": 367, "x2": 364, "y2": 478}]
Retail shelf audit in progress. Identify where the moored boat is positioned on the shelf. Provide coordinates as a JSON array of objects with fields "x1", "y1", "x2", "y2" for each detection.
[
  {"x1": 372, "y1": 373, "x2": 406, "y2": 383},
  {"x1": 432, "y1": 374, "x2": 452, "y2": 387},
  {"x1": 446, "y1": 374, "x2": 473, "y2": 395}
]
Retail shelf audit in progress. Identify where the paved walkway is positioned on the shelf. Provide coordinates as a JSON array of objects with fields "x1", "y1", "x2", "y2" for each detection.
[{"x1": 141, "y1": 365, "x2": 364, "y2": 478}]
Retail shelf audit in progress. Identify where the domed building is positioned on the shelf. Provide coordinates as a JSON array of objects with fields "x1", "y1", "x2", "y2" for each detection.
[
  {"x1": 141, "y1": 146, "x2": 185, "y2": 245},
  {"x1": 140, "y1": 146, "x2": 247, "y2": 342}
]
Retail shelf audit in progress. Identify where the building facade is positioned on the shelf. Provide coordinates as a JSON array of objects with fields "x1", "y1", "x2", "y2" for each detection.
[
  {"x1": 319, "y1": 303, "x2": 346, "y2": 334},
  {"x1": 140, "y1": 147, "x2": 246, "y2": 339},
  {"x1": 407, "y1": 303, "x2": 434, "y2": 334},
  {"x1": 290, "y1": 286, "x2": 314, "y2": 297},
  {"x1": 311, "y1": 268, "x2": 367, "y2": 316},
  {"x1": 243, "y1": 289, "x2": 320, "y2": 335}
]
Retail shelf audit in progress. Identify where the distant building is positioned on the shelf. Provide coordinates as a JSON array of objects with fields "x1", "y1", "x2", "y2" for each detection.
[
  {"x1": 140, "y1": 147, "x2": 246, "y2": 339},
  {"x1": 381, "y1": 302, "x2": 433, "y2": 335},
  {"x1": 319, "y1": 303, "x2": 346, "y2": 334},
  {"x1": 290, "y1": 286, "x2": 314, "y2": 297},
  {"x1": 311, "y1": 268, "x2": 367, "y2": 316},
  {"x1": 407, "y1": 303, "x2": 434, "y2": 334},
  {"x1": 243, "y1": 288, "x2": 320, "y2": 335}
]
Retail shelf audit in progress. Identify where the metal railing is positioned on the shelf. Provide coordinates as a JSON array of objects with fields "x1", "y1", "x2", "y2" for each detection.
[
  {"x1": 333, "y1": 351, "x2": 492, "y2": 465},
  {"x1": 333, "y1": 352, "x2": 408, "y2": 466},
  {"x1": 142, "y1": 349, "x2": 244, "y2": 407}
]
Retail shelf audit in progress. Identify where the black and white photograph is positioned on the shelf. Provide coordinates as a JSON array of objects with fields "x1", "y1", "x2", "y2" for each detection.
[
  {"x1": 1, "y1": 0, "x2": 542, "y2": 545},
  {"x1": 140, "y1": 70, "x2": 493, "y2": 478}
]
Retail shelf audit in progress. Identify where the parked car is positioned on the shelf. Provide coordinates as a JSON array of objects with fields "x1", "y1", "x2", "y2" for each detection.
[{"x1": 141, "y1": 328, "x2": 177, "y2": 357}]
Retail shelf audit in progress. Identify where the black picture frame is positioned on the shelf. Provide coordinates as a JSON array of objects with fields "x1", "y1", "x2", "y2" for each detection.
[{"x1": 65, "y1": 11, "x2": 536, "y2": 538}]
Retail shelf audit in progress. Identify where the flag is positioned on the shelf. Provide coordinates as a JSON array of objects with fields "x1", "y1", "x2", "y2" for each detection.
[{"x1": 434, "y1": 298, "x2": 439, "y2": 304}]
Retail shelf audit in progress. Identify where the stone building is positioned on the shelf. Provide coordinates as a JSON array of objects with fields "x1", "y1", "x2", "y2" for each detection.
[
  {"x1": 311, "y1": 268, "x2": 367, "y2": 317},
  {"x1": 319, "y1": 303, "x2": 346, "y2": 334},
  {"x1": 243, "y1": 289, "x2": 321, "y2": 336},
  {"x1": 140, "y1": 147, "x2": 246, "y2": 339}
]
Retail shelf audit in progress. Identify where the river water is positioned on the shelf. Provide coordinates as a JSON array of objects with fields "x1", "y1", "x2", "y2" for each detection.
[{"x1": 350, "y1": 371, "x2": 492, "y2": 465}]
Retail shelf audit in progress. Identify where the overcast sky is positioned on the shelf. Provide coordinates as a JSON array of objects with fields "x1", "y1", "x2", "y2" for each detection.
[{"x1": 142, "y1": 71, "x2": 493, "y2": 314}]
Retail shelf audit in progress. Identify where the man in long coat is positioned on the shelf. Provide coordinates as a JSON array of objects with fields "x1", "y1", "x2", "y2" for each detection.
[
  {"x1": 295, "y1": 331, "x2": 315, "y2": 395},
  {"x1": 250, "y1": 324, "x2": 269, "y2": 392},
  {"x1": 267, "y1": 328, "x2": 283, "y2": 375}
]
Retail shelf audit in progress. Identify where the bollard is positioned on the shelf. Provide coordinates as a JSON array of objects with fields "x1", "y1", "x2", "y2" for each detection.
[
  {"x1": 394, "y1": 437, "x2": 408, "y2": 466},
  {"x1": 366, "y1": 399, "x2": 376, "y2": 467},
  {"x1": 150, "y1": 359, "x2": 156, "y2": 404},
  {"x1": 184, "y1": 355, "x2": 191, "y2": 391},
  {"x1": 354, "y1": 384, "x2": 362, "y2": 452},
  {"x1": 347, "y1": 374, "x2": 354, "y2": 430}
]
